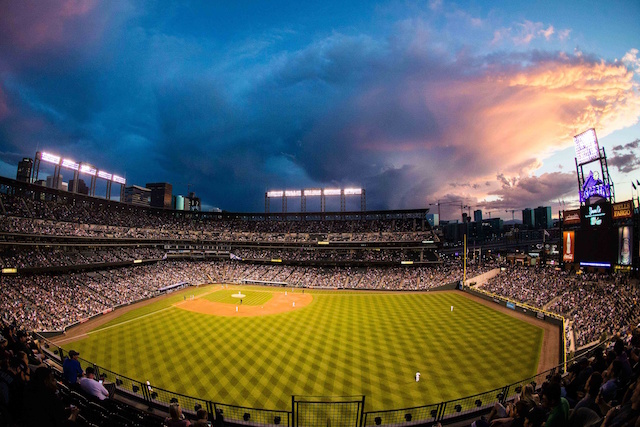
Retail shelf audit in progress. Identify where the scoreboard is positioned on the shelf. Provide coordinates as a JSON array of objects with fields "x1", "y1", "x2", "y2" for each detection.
[{"x1": 575, "y1": 202, "x2": 615, "y2": 268}]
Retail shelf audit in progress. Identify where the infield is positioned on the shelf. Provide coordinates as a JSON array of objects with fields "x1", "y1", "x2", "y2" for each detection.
[
  {"x1": 177, "y1": 287, "x2": 313, "y2": 316},
  {"x1": 58, "y1": 285, "x2": 546, "y2": 411}
]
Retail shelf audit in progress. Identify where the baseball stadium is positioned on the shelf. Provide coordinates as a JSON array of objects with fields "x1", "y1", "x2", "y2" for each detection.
[{"x1": 1, "y1": 173, "x2": 639, "y2": 427}]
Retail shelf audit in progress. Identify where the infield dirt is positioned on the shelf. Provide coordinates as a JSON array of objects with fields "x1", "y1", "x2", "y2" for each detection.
[{"x1": 175, "y1": 290, "x2": 313, "y2": 316}]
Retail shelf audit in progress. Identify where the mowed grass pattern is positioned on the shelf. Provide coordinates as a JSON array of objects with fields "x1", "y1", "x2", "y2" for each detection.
[{"x1": 69, "y1": 287, "x2": 542, "y2": 411}]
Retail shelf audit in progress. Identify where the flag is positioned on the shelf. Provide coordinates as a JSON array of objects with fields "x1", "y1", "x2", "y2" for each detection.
[{"x1": 543, "y1": 229, "x2": 550, "y2": 237}]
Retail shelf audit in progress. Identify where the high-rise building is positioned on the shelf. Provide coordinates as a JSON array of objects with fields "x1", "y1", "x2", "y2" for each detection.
[
  {"x1": 425, "y1": 213, "x2": 439, "y2": 227},
  {"x1": 124, "y1": 185, "x2": 151, "y2": 206},
  {"x1": 46, "y1": 174, "x2": 64, "y2": 190},
  {"x1": 146, "y1": 182, "x2": 173, "y2": 209},
  {"x1": 473, "y1": 209, "x2": 483, "y2": 222},
  {"x1": 69, "y1": 178, "x2": 89, "y2": 195},
  {"x1": 173, "y1": 195, "x2": 185, "y2": 210},
  {"x1": 188, "y1": 192, "x2": 201, "y2": 211},
  {"x1": 522, "y1": 208, "x2": 534, "y2": 229},
  {"x1": 534, "y1": 206, "x2": 552, "y2": 229},
  {"x1": 16, "y1": 158, "x2": 33, "y2": 183}
]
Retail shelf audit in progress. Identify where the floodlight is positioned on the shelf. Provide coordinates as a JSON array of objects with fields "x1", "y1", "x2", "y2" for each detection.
[
  {"x1": 41, "y1": 152, "x2": 61, "y2": 164},
  {"x1": 344, "y1": 188, "x2": 362, "y2": 195},
  {"x1": 97, "y1": 171, "x2": 112, "y2": 180},
  {"x1": 80, "y1": 164, "x2": 97, "y2": 176},
  {"x1": 61, "y1": 159, "x2": 79, "y2": 170}
]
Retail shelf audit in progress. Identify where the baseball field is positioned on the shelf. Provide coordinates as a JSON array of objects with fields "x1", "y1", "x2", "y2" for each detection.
[{"x1": 57, "y1": 285, "x2": 546, "y2": 411}]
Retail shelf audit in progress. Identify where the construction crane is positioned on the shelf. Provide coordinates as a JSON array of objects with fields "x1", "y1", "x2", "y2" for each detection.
[
  {"x1": 505, "y1": 209, "x2": 516, "y2": 221},
  {"x1": 429, "y1": 200, "x2": 470, "y2": 222}
]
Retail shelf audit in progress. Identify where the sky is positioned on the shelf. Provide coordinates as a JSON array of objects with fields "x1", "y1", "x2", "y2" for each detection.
[{"x1": 0, "y1": 0, "x2": 639, "y2": 219}]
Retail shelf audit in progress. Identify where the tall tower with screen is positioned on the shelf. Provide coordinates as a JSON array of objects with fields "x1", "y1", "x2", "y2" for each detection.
[
  {"x1": 574, "y1": 129, "x2": 615, "y2": 206},
  {"x1": 572, "y1": 129, "x2": 616, "y2": 268}
]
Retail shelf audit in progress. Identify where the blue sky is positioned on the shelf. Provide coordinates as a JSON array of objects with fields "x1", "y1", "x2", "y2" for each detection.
[{"x1": 0, "y1": 0, "x2": 638, "y2": 218}]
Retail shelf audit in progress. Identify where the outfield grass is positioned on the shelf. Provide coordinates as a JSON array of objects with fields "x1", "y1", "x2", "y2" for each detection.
[{"x1": 67, "y1": 286, "x2": 542, "y2": 411}]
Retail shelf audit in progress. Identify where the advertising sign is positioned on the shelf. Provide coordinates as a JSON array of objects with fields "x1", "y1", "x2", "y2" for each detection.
[
  {"x1": 563, "y1": 231, "x2": 575, "y2": 262},
  {"x1": 582, "y1": 203, "x2": 609, "y2": 227},
  {"x1": 612, "y1": 201, "x2": 633, "y2": 220},
  {"x1": 618, "y1": 226, "x2": 632, "y2": 266},
  {"x1": 563, "y1": 209, "x2": 581, "y2": 225},
  {"x1": 579, "y1": 170, "x2": 611, "y2": 203}
]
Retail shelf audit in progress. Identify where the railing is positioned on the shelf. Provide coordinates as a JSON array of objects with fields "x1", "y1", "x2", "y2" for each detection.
[{"x1": 41, "y1": 337, "x2": 608, "y2": 427}]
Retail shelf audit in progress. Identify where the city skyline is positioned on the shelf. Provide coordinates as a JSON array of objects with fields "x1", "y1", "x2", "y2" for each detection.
[{"x1": 0, "y1": 1, "x2": 639, "y2": 218}]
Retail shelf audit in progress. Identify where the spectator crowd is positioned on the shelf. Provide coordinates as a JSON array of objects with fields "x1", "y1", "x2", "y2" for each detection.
[
  {"x1": 481, "y1": 267, "x2": 640, "y2": 348},
  {"x1": 469, "y1": 332, "x2": 640, "y2": 427}
]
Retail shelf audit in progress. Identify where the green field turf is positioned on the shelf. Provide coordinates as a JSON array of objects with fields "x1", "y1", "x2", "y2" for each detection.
[
  {"x1": 66, "y1": 286, "x2": 543, "y2": 411},
  {"x1": 203, "y1": 287, "x2": 273, "y2": 305}
]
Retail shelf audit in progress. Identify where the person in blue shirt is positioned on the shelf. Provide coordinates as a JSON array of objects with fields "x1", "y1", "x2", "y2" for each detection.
[{"x1": 62, "y1": 350, "x2": 83, "y2": 384}]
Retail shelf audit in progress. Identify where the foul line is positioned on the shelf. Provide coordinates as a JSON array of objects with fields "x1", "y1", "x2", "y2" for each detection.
[{"x1": 87, "y1": 306, "x2": 175, "y2": 335}]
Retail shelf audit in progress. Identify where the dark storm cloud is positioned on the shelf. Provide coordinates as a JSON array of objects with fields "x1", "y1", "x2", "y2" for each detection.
[
  {"x1": 480, "y1": 172, "x2": 576, "y2": 211},
  {"x1": 0, "y1": 2, "x2": 638, "y2": 212},
  {"x1": 609, "y1": 139, "x2": 640, "y2": 174},
  {"x1": 609, "y1": 153, "x2": 640, "y2": 174}
]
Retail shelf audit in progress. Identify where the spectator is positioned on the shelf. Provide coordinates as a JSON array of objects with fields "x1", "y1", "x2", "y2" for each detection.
[
  {"x1": 0, "y1": 356, "x2": 26, "y2": 425},
  {"x1": 62, "y1": 350, "x2": 83, "y2": 385},
  {"x1": 26, "y1": 366, "x2": 79, "y2": 426},
  {"x1": 78, "y1": 367, "x2": 109, "y2": 401},
  {"x1": 192, "y1": 408, "x2": 210, "y2": 427},
  {"x1": 541, "y1": 381, "x2": 569, "y2": 427},
  {"x1": 571, "y1": 371, "x2": 603, "y2": 415},
  {"x1": 599, "y1": 360, "x2": 623, "y2": 410},
  {"x1": 165, "y1": 402, "x2": 191, "y2": 427},
  {"x1": 524, "y1": 406, "x2": 546, "y2": 427}
]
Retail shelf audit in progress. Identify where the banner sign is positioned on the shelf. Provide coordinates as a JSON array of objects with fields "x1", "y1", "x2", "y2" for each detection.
[
  {"x1": 563, "y1": 231, "x2": 575, "y2": 262},
  {"x1": 563, "y1": 209, "x2": 581, "y2": 225},
  {"x1": 618, "y1": 226, "x2": 632, "y2": 266},
  {"x1": 612, "y1": 201, "x2": 633, "y2": 220}
]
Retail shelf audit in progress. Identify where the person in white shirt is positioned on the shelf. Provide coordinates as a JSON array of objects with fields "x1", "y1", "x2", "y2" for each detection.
[
  {"x1": 415, "y1": 372, "x2": 421, "y2": 382},
  {"x1": 78, "y1": 367, "x2": 110, "y2": 401}
]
